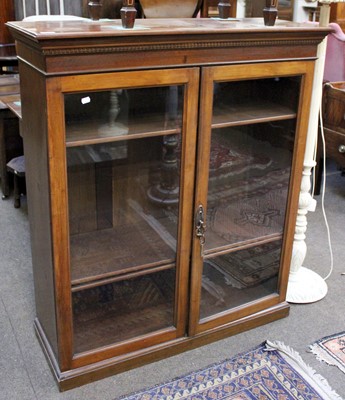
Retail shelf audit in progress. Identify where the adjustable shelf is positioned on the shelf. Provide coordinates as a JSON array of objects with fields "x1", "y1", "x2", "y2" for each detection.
[
  {"x1": 66, "y1": 115, "x2": 182, "y2": 147},
  {"x1": 212, "y1": 101, "x2": 296, "y2": 129},
  {"x1": 204, "y1": 232, "x2": 283, "y2": 258},
  {"x1": 70, "y1": 218, "x2": 176, "y2": 289}
]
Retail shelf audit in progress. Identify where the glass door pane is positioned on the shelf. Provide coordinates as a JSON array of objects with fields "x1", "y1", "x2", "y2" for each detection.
[
  {"x1": 65, "y1": 85, "x2": 185, "y2": 352},
  {"x1": 198, "y1": 75, "x2": 301, "y2": 321},
  {"x1": 72, "y1": 269, "x2": 176, "y2": 353}
]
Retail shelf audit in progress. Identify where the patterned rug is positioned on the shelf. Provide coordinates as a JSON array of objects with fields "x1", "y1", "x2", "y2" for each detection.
[
  {"x1": 119, "y1": 341, "x2": 342, "y2": 400},
  {"x1": 310, "y1": 331, "x2": 345, "y2": 374},
  {"x1": 205, "y1": 241, "x2": 281, "y2": 289}
]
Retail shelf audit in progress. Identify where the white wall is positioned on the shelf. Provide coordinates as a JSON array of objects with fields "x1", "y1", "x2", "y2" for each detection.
[
  {"x1": 14, "y1": 0, "x2": 82, "y2": 20},
  {"x1": 236, "y1": 0, "x2": 246, "y2": 18},
  {"x1": 293, "y1": 0, "x2": 317, "y2": 22}
]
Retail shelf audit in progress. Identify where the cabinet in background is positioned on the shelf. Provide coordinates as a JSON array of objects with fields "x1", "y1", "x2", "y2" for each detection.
[{"x1": 245, "y1": 0, "x2": 293, "y2": 21}]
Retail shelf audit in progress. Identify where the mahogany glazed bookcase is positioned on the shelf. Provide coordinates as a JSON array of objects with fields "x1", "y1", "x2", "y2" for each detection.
[{"x1": 7, "y1": 18, "x2": 329, "y2": 390}]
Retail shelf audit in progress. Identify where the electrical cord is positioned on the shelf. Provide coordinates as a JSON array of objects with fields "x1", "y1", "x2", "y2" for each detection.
[{"x1": 314, "y1": 92, "x2": 335, "y2": 280}]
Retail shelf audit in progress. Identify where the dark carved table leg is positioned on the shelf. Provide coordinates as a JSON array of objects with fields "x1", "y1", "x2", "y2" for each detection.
[
  {"x1": 147, "y1": 134, "x2": 179, "y2": 206},
  {"x1": 88, "y1": 0, "x2": 103, "y2": 21},
  {"x1": 121, "y1": 0, "x2": 137, "y2": 29},
  {"x1": 218, "y1": 0, "x2": 231, "y2": 19},
  {"x1": 263, "y1": 0, "x2": 278, "y2": 26}
]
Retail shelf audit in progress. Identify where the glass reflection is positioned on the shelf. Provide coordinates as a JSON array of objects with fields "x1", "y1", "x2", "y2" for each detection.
[
  {"x1": 65, "y1": 86, "x2": 184, "y2": 143},
  {"x1": 73, "y1": 268, "x2": 176, "y2": 353},
  {"x1": 67, "y1": 135, "x2": 182, "y2": 284},
  {"x1": 205, "y1": 121, "x2": 295, "y2": 252},
  {"x1": 200, "y1": 76, "x2": 300, "y2": 319},
  {"x1": 200, "y1": 240, "x2": 282, "y2": 319},
  {"x1": 65, "y1": 85, "x2": 185, "y2": 354},
  {"x1": 64, "y1": 85, "x2": 184, "y2": 285}
]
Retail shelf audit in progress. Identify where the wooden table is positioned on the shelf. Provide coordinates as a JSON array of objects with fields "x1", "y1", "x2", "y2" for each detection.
[
  {"x1": 0, "y1": 44, "x2": 18, "y2": 74},
  {"x1": 0, "y1": 74, "x2": 22, "y2": 198},
  {"x1": 4, "y1": 95, "x2": 22, "y2": 120}
]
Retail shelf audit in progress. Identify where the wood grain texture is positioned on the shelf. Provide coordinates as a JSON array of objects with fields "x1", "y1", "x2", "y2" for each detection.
[
  {"x1": 19, "y1": 62, "x2": 59, "y2": 359},
  {"x1": 35, "y1": 302, "x2": 290, "y2": 391},
  {"x1": 330, "y1": 2, "x2": 345, "y2": 31},
  {"x1": 0, "y1": 0, "x2": 15, "y2": 43},
  {"x1": 9, "y1": 19, "x2": 328, "y2": 389}
]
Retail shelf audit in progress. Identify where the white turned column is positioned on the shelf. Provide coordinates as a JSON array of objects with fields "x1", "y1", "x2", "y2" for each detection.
[
  {"x1": 287, "y1": 3, "x2": 331, "y2": 303},
  {"x1": 287, "y1": 162, "x2": 328, "y2": 303}
]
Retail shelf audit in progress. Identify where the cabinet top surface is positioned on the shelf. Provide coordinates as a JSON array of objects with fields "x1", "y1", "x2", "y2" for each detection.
[{"x1": 7, "y1": 18, "x2": 330, "y2": 41}]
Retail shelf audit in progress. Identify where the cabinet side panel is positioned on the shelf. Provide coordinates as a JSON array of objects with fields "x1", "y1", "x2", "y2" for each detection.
[{"x1": 19, "y1": 62, "x2": 58, "y2": 357}]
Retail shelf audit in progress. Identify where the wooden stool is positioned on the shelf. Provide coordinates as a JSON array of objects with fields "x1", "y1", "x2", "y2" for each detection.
[{"x1": 6, "y1": 155, "x2": 25, "y2": 208}]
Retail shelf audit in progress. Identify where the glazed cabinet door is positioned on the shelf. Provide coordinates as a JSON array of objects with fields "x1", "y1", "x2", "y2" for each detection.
[
  {"x1": 47, "y1": 68, "x2": 199, "y2": 369},
  {"x1": 189, "y1": 61, "x2": 314, "y2": 335}
]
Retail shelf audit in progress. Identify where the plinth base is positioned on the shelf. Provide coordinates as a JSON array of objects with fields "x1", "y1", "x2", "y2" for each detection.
[{"x1": 286, "y1": 266, "x2": 328, "y2": 304}]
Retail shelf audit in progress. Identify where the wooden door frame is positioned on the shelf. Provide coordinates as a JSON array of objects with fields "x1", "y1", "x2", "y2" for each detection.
[
  {"x1": 46, "y1": 67, "x2": 200, "y2": 370},
  {"x1": 189, "y1": 60, "x2": 315, "y2": 336}
]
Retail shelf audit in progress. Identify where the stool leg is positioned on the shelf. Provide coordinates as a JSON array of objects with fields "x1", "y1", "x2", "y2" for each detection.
[
  {"x1": 1, "y1": 172, "x2": 10, "y2": 199},
  {"x1": 13, "y1": 173, "x2": 21, "y2": 208}
]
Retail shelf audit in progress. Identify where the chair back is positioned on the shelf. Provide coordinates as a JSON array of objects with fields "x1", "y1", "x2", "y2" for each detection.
[
  {"x1": 324, "y1": 23, "x2": 345, "y2": 83},
  {"x1": 139, "y1": 0, "x2": 203, "y2": 18}
]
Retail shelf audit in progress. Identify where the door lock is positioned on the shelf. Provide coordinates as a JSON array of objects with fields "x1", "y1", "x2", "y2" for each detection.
[{"x1": 196, "y1": 205, "x2": 206, "y2": 257}]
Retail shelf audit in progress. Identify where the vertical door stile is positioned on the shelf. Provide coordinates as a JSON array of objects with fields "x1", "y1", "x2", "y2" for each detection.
[
  {"x1": 46, "y1": 77, "x2": 74, "y2": 371},
  {"x1": 174, "y1": 68, "x2": 200, "y2": 336},
  {"x1": 189, "y1": 67, "x2": 215, "y2": 336}
]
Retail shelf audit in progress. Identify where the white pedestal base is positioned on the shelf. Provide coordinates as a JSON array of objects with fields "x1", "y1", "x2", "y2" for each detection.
[{"x1": 286, "y1": 266, "x2": 328, "y2": 304}]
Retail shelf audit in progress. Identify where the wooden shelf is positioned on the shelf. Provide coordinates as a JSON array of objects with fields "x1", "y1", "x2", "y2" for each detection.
[
  {"x1": 66, "y1": 114, "x2": 181, "y2": 147},
  {"x1": 212, "y1": 101, "x2": 296, "y2": 129},
  {"x1": 70, "y1": 218, "x2": 176, "y2": 289},
  {"x1": 74, "y1": 301, "x2": 174, "y2": 353},
  {"x1": 4, "y1": 96, "x2": 21, "y2": 119},
  {"x1": 70, "y1": 195, "x2": 284, "y2": 290},
  {"x1": 204, "y1": 233, "x2": 283, "y2": 258}
]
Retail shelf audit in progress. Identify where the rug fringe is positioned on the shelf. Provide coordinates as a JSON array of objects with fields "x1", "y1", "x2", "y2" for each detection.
[
  {"x1": 265, "y1": 340, "x2": 343, "y2": 400},
  {"x1": 309, "y1": 342, "x2": 345, "y2": 374}
]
